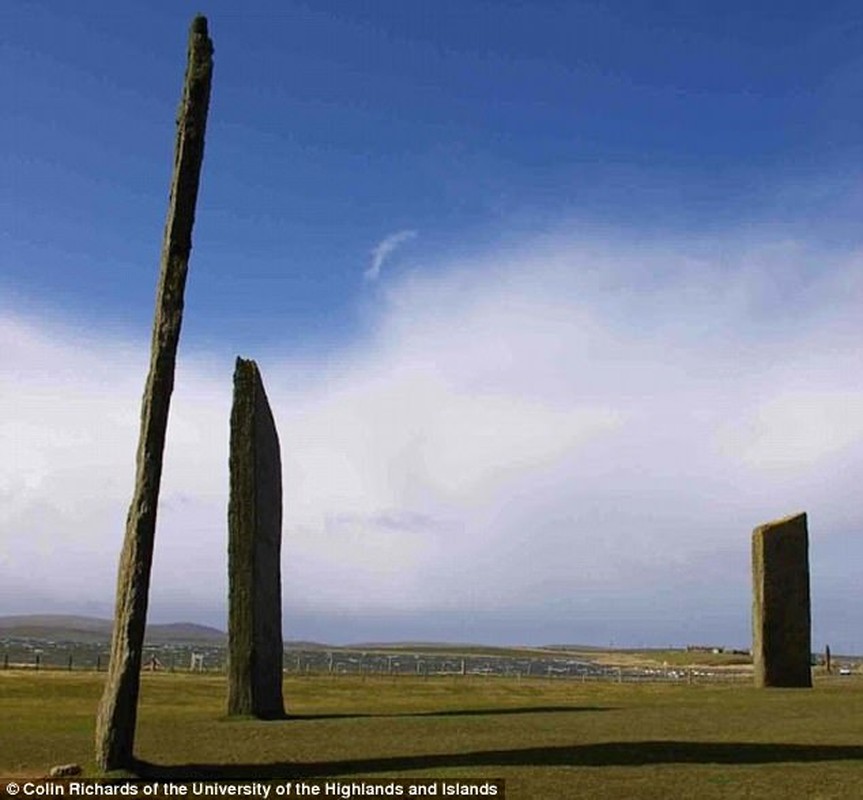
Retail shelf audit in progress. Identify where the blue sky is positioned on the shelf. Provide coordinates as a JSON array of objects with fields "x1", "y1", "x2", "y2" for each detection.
[{"x1": 2, "y1": 2, "x2": 863, "y2": 650}]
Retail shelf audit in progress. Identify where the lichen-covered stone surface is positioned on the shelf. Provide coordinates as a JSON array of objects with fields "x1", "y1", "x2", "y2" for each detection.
[
  {"x1": 752, "y1": 512, "x2": 812, "y2": 688},
  {"x1": 228, "y1": 357, "x2": 285, "y2": 718},
  {"x1": 95, "y1": 15, "x2": 213, "y2": 771}
]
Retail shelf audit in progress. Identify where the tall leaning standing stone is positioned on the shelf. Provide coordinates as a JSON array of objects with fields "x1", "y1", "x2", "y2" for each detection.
[
  {"x1": 751, "y1": 511, "x2": 812, "y2": 688},
  {"x1": 227, "y1": 358, "x2": 285, "y2": 719},
  {"x1": 95, "y1": 16, "x2": 213, "y2": 771}
]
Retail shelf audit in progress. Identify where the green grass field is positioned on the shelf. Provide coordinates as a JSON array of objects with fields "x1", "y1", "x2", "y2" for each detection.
[{"x1": 2, "y1": 671, "x2": 863, "y2": 798}]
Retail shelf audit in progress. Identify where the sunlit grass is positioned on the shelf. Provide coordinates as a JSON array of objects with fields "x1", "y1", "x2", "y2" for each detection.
[{"x1": 2, "y1": 670, "x2": 862, "y2": 798}]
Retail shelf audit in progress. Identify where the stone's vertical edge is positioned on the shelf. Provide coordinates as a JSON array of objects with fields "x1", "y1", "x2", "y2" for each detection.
[
  {"x1": 789, "y1": 516, "x2": 812, "y2": 685},
  {"x1": 227, "y1": 358, "x2": 285, "y2": 719},
  {"x1": 251, "y1": 365, "x2": 285, "y2": 718},
  {"x1": 751, "y1": 512, "x2": 812, "y2": 688},
  {"x1": 752, "y1": 530, "x2": 767, "y2": 688},
  {"x1": 227, "y1": 358, "x2": 256, "y2": 716},
  {"x1": 95, "y1": 16, "x2": 213, "y2": 771}
]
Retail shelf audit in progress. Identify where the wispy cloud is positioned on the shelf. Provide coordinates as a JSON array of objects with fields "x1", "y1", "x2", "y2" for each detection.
[{"x1": 364, "y1": 229, "x2": 417, "y2": 281}]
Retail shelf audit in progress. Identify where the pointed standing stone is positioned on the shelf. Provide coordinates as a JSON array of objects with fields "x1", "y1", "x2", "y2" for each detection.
[
  {"x1": 95, "y1": 16, "x2": 214, "y2": 771},
  {"x1": 227, "y1": 357, "x2": 285, "y2": 719},
  {"x1": 751, "y1": 511, "x2": 812, "y2": 688}
]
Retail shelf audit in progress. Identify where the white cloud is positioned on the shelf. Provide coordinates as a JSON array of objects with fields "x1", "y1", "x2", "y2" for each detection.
[
  {"x1": 3, "y1": 230, "x2": 863, "y2": 648},
  {"x1": 364, "y1": 229, "x2": 418, "y2": 281},
  {"x1": 716, "y1": 390, "x2": 863, "y2": 471}
]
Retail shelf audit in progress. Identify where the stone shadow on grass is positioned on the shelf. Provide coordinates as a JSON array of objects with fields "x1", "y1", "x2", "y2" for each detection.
[
  {"x1": 134, "y1": 741, "x2": 863, "y2": 780},
  {"x1": 283, "y1": 705, "x2": 613, "y2": 721}
]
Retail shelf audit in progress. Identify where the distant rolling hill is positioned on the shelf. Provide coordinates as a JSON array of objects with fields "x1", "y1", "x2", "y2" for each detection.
[{"x1": 0, "y1": 614, "x2": 226, "y2": 644}]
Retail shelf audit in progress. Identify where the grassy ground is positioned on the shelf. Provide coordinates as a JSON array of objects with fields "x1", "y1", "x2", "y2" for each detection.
[
  {"x1": 2, "y1": 671, "x2": 862, "y2": 798},
  {"x1": 588, "y1": 648, "x2": 753, "y2": 668}
]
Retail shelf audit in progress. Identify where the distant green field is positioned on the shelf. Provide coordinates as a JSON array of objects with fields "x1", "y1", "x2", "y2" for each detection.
[
  {"x1": 354, "y1": 643, "x2": 558, "y2": 659},
  {"x1": 592, "y1": 648, "x2": 753, "y2": 668},
  {"x1": 2, "y1": 671, "x2": 862, "y2": 799}
]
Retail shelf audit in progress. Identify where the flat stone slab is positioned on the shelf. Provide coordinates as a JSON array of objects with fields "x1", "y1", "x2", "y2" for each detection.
[
  {"x1": 49, "y1": 764, "x2": 82, "y2": 778},
  {"x1": 752, "y1": 511, "x2": 812, "y2": 688},
  {"x1": 227, "y1": 357, "x2": 285, "y2": 718}
]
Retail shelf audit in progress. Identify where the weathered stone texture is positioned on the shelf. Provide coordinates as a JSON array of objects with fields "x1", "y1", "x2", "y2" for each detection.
[
  {"x1": 95, "y1": 15, "x2": 213, "y2": 771},
  {"x1": 752, "y1": 512, "x2": 812, "y2": 688},
  {"x1": 228, "y1": 357, "x2": 285, "y2": 718}
]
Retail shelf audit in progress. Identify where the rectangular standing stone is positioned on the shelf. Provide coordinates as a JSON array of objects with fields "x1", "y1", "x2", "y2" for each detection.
[
  {"x1": 228, "y1": 357, "x2": 285, "y2": 718},
  {"x1": 751, "y1": 511, "x2": 812, "y2": 688}
]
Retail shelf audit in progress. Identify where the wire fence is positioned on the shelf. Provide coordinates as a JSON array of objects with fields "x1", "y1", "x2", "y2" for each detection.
[{"x1": 0, "y1": 641, "x2": 754, "y2": 684}]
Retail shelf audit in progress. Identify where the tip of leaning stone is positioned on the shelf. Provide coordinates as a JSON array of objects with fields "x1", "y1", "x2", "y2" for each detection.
[
  {"x1": 191, "y1": 15, "x2": 209, "y2": 35},
  {"x1": 48, "y1": 764, "x2": 83, "y2": 778}
]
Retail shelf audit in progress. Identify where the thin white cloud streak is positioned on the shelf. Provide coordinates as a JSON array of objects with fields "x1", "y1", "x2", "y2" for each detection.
[
  {"x1": 2, "y1": 231, "x2": 863, "y2": 648},
  {"x1": 364, "y1": 229, "x2": 417, "y2": 282}
]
